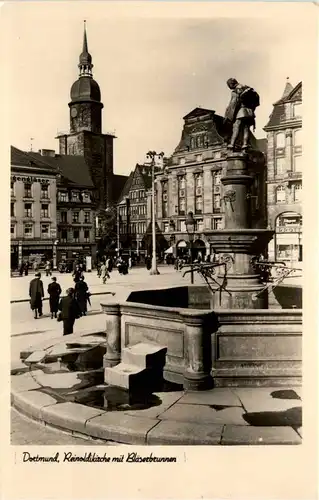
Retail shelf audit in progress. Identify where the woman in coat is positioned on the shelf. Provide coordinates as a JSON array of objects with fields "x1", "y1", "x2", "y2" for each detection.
[
  {"x1": 74, "y1": 276, "x2": 89, "y2": 316},
  {"x1": 47, "y1": 276, "x2": 62, "y2": 319},
  {"x1": 58, "y1": 288, "x2": 81, "y2": 336}
]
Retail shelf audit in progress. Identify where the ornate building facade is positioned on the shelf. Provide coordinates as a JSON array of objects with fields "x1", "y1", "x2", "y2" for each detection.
[
  {"x1": 264, "y1": 80, "x2": 302, "y2": 263},
  {"x1": 155, "y1": 107, "x2": 267, "y2": 259},
  {"x1": 10, "y1": 147, "x2": 57, "y2": 269},
  {"x1": 116, "y1": 156, "x2": 165, "y2": 257}
]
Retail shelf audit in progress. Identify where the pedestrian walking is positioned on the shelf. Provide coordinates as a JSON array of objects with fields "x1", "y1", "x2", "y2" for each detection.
[
  {"x1": 100, "y1": 262, "x2": 110, "y2": 284},
  {"x1": 72, "y1": 265, "x2": 82, "y2": 283},
  {"x1": 47, "y1": 276, "x2": 62, "y2": 319},
  {"x1": 146, "y1": 256, "x2": 151, "y2": 271},
  {"x1": 29, "y1": 272, "x2": 44, "y2": 319},
  {"x1": 58, "y1": 288, "x2": 81, "y2": 336},
  {"x1": 45, "y1": 260, "x2": 52, "y2": 277},
  {"x1": 74, "y1": 276, "x2": 89, "y2": 316},
  {"x1": 24, "y1": 261, "x2": 29, "y2": 276}
]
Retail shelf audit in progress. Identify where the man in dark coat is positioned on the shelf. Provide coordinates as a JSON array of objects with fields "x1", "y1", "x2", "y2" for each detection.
[
  {"x1": 74, "y1": 276, "x2": 89, "y2": 316},
  {"x1": 29, "y1": 272, "x2": 44, "y2": 319},
  {"x1": 58, "y1": 287, "x2": 81, "y2": 336},
  {"x1": 47, "y1": 276, "x2": 62, "y2": 319}
]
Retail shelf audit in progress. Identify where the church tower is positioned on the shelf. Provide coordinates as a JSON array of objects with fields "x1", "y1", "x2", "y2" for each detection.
[{"x1": 57, "y1": 21, "x2": 115, "y2": 209}]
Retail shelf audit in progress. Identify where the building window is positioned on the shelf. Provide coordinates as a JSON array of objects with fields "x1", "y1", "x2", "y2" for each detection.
[
  {"x1": 212, "y1": 217, "x2": 223, "y2": 230},
  {"x1": 194, "y1": 174, "x2": 202, "y2": 214},
  {"x1": 293, "y1": 183, "x2": 302, "y2": 202},
  {"x1": 163, "y1": 222, "x2": 169, "y2": 233},
  {"x1": 24, "y1": 203, "x2": 32, "y2": 217},
  {"x1": 71, "y1": 191, "x2": 80, "y2": 202},
  {"x1": 84, "y1": 229, "x2": 90, "y2": 242},
  {"x1": 294, "y1": 155, "x2": 302, "y2": 173},
  {"x1": 292, "y1": 102, "x2": 302, "y2": 118},
  {"x1": 213, "y1": 193, "x2": 221, "y2": 212},
  {"x1": 275, "y1": 157, "x2": 286, "y2": 176},
  {"x1": 41, "y1": 184, "x2": 49, "y2": 198},
  {"x1": 212, "y1": 171, "x2": 221, "y2": 186},
  {"x1": 11, "y1": 202, "x2": 15, "y2": 217},
  {"x1": 178, "y1": 176, "x2": 186, "y2": 215},
  {"x1": 59, "y1": 191, "x2": 69, "y2": 202},
  {"x1": 61, "y1": 230, "x2": 67, "y2": 242},
  {"x1": 196, "y1": 219, "x2": 204, "y2": 232},
  {"x1": 11, "y1": 181, "x2": 14, "y2": 197},
  {"x1": 162, "y1": 181, "x2": 168, "y2": 218},
  {"x1": 84, "y1": 211, "x2": 90, "y2": 223},
  {"x1": 72, "y1": 212, "x2": 79, "y2": 223},
  {"x1": 294, "y1": 129, "x2": 302, "y2": 147},
  {"x1": 60, "y1": 211, "x2": 67, "y2": 223},
  {"x1": 24, "y1": 223, "x2": 33, "y2": 238},
  {"x1": 73, "y1": 230, "x2": 79, "y2": 243},
  {"x1": 276, "y1": 132, "x2": 285, "y2": 149},
  {"x1": 41, "y1": 223, "x2": 50, "y2": 238},
  {"x1": 11, "y1": 223, "x2": 15, "y2": 237},
  {"x1": 41, "y1": 204, "x2": 49, "y2": 218},
  {"x1": 82, "y1": 192, "x2": 91, "y2": 203},
  {"x1": 24, "y1": 183, "x2": 32, "y2": 198},
  {"x1": 276, "y1": 186, "x2": 286, "y2": 204}
]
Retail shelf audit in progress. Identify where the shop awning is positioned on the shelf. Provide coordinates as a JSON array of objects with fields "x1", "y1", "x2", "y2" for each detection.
[{"x1": 164, "y1": 246, "x2": 174, "y2": 254}]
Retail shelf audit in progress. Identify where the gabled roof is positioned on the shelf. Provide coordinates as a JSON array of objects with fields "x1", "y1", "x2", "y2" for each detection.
[
  {"x1": 183, "y1": 107, "x2": 215, "y2": 120},
  {"x1": 117, "y1": 171, "x2": 134, "y2": 202},
  {"x1": 11, "y1": 146, "x2": 56, "y2": 172},
  {"x1": 264, "y1": 81, "x2": 302, "y2": 129},
  {"x1": 112, "y1": 174, "x2": 129, "y2": 203},
  {"x1": 27, "y1": 151, "x2": 94, "y2": 187}
]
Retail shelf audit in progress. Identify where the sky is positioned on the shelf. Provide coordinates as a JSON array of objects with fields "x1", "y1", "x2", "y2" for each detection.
[{"x1": 3, "y1": 2, "x2": 315, "y2": 175}]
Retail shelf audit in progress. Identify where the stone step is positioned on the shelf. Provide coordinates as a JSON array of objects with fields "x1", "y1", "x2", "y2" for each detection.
[
  {"x1": 121, "y1": 343, "x2": 167, "y2": 370},
  {"x1": 104, "y1": 363, "x2": 147, "y2": 391}
]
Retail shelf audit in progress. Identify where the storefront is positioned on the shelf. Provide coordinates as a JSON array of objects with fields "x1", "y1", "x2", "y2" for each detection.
[
  {"x1": 57, "y1": 244, "x2": 96, "y2": 269},
  {"x1": 275, "y1": 212, "x2": 302, "y2": 264},
  {"x1": 11, "y1": 243, "x2": 19, "y2": 270},
  {"x1": 21, "y1": 242, "x2": 54, "y2": 269}
]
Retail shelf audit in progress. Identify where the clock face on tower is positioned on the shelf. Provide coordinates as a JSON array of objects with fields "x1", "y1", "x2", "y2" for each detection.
[{"x1": 71, "y1": 108, "x2": 78, "y2": 118}]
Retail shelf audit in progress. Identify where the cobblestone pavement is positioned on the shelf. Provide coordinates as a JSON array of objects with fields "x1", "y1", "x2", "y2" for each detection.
[{"x1": 11, "y1": 408, "x2": 113, "y2": 445}]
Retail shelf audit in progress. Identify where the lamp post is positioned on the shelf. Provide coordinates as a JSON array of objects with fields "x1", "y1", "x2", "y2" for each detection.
[
  {"x1": 147, "y1": 150, "x2": 164, "y2": 275},
  {"x1": 186, "y1": 211, "x2": 196, "y2": 284}
]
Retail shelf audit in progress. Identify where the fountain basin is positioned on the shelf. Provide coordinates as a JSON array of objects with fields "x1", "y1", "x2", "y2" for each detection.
[{"x1": 101, "y1": 285, "x2": 302, "y2": 389}]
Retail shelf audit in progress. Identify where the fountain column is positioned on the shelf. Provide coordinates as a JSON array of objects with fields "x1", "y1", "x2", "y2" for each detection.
[
  {"x1": 210, "y1": 152, "x2": 273, "y2": 309},
  {"x1": 102, "y1": 303, "x2": 121, "y2": 368}
]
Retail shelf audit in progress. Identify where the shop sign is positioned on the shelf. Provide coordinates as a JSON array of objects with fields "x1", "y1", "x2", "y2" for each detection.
[{"x1": 277, "y1": 226, "x2": 301, "y2": 233}]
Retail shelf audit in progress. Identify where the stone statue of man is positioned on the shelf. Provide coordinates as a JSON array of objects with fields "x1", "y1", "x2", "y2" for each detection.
[{"x1": 224, "y1": 78, "x2": 260, "y2": 152}]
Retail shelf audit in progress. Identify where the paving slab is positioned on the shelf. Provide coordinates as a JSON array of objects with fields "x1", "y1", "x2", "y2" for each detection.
[
  {"x1": 41, "y1": 402, "x2": 106, "y2": 434},
  {"x1": 31, "y1": 371, "x2": 95, "y2": 390},
  {"x1": 12, "y1": 389, "x2": 58, "y2": 420},
  {"x1": 124, "y1": 391, "x2": 184, "y2": 419},
  {"x1": 178, "y1": 388, "x2": 241, "y2": 407},
  {"x1": 147, "y1": 420, "x2": 224, "y2": 445},
  {"x1": 158, "y1": 403, "x2": 249, "y2": 425},
  {"x1": 221, "y1": 425, "x2": 302, "y2": 445},
  {"x1": 11, "y1": 372, "x2": 41, "y2": 393},
  {"x1": 86, "y1": 412, "x2": 158, "y2": 444},
  {"x1": 11, "y1": 360, "x2": 29, "y2": 375},
  {"x1": 233, "y1": 387, "x2": 302, "y2": 413}
]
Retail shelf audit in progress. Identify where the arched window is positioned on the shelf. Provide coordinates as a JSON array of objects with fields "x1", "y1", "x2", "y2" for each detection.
[{"x1": 276, "y1": 186, "x2": 286, "y2": 204}]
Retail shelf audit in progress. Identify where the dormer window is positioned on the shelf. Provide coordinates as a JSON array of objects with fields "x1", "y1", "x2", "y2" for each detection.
[{"x1": 71, "y1": 191, "x2": 80, "y2": 202}]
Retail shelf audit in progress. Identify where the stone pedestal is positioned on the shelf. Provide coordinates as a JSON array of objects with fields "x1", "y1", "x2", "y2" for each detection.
[
  {"x1": 102, "y1": 303, "x2": 121, "y2": 368},
  {"x1": 209, "y1": 153, "x2": 273, "y2": 309}
]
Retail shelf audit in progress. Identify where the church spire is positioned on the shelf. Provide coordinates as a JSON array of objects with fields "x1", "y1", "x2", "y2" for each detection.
[{"x1": 78, "y1": 20, "x2": 93, "y2": 78}]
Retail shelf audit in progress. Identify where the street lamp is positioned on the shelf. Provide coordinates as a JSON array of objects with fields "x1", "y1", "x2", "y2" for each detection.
[
  {"x1": 147, "y1": 150, "x2": 164, "y2": 275},
  {"x1": 186, "y1": 211, "x2": 196, "y2": 284}
]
